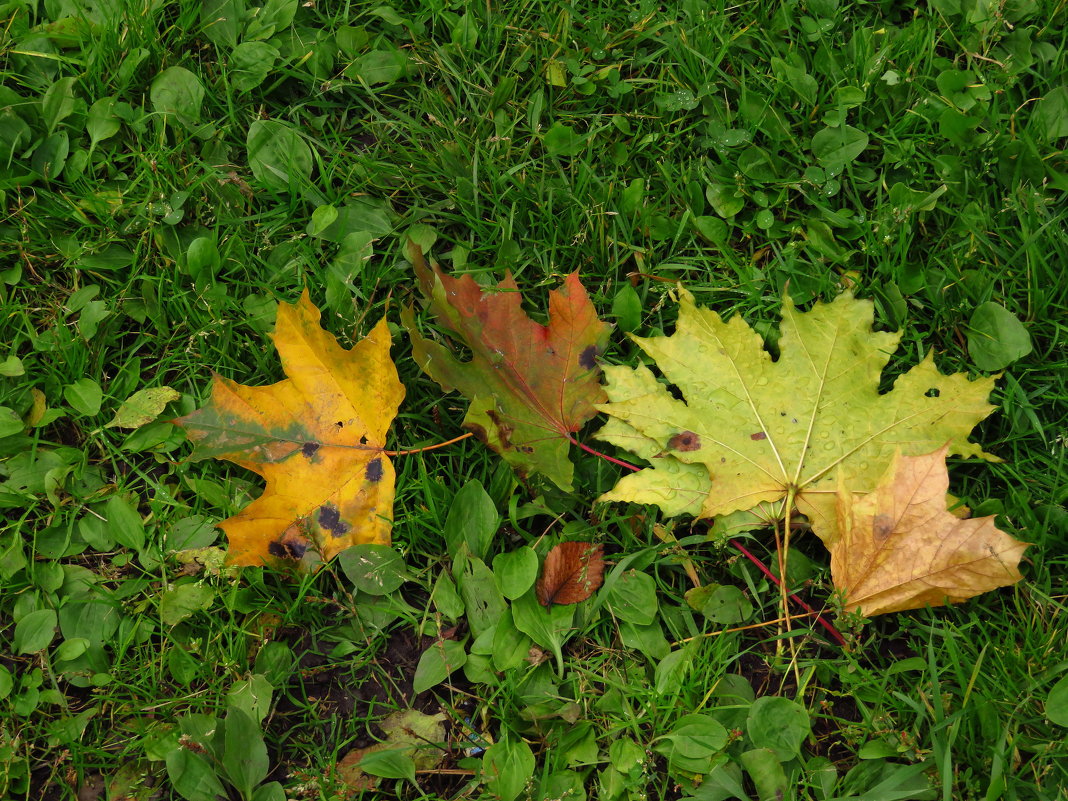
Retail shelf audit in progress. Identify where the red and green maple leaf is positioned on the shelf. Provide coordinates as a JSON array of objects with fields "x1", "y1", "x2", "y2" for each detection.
[{"x1": 401, "y1": 246, "x2": 610, "y2": 491}]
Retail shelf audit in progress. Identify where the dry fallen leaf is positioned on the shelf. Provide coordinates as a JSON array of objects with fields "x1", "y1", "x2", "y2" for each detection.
[
  {"x1": 175, "y1": 291, "x2": 404, "y2": 566},
  {"x1": 402, "y1": 246, "x2": 611, "y2": 491},
  {"x1": 536, "y1": 541, "x2": 605, "y2": 607},
  {"x1": 105, "y1": 386, "x2": 181, "y2": 429},
  {"x1": 336, "y1": 709, "x2": 447, "y2": 792},
  {"x1": 831, "y1": 445, "x2": 1029, "y2": 616},
  {"x1": 597, "y1": 289, "x2": 998, "y2": 546}
]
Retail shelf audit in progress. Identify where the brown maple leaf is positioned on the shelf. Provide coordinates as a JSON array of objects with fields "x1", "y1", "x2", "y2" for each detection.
[
  {"x1": 536, "y1": 541, "x2": 605, "y2": 607},
  {"x1": 401, "y1": 246, "x2": 611, "y2": 491},
  {"x1": 174, "y1": 291, "x2": 404, "y2": 567},
  {"x1": 831, "y1": 446, "x2": 1029, "y2": 616}
]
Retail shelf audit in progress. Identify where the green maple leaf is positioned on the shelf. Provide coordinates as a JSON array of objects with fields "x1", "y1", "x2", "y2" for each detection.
[
  {"x1": 401, "y1": 247, "x2": 611, "y2": 491},
  {"x1": 597, "y1": 289, "x2": 998, "y2": 546}
]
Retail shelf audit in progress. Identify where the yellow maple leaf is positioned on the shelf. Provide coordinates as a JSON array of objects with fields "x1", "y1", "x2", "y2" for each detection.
[
  {"x1": 175, "y1": 291, "x2": 404, "y2": 567},
  {"x1": 597, "y1": 289, "x2": 998, "y2": 546},
  {"x1": 831, "y1": 446, "x2": 1029, "y2": 615}
]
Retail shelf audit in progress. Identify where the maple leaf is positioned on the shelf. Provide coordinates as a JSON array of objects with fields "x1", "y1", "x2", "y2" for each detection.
[
  {"x1": 175, "y1": 291, "x2": 404, "y2": 567},
  {"x1": 536, "y1": 541, "x2": 605, "y2": 607},
  {"x1": 597, "y1": 289, "x2": 999, "y2": 546},
  {"x1": 401, "y1": 247, "x2": 611, "y2": 491},
  {"x1": 831, "y1": 446, "x2": 1029, "y2": 615}
]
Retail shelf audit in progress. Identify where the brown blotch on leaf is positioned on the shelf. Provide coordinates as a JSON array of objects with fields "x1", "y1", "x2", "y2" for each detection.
[
  {"x1": 366, "y1": 457, "x2": 383, "y2": 483},
  {"x1": 668, "y1": 431, "x2": 701, "y2": 452},
  {"x1": 465, "y1": 422, "x2": 490, "y2": 445},
  {"x1": 872, "y1": 513, "x2": 895, "y2": 542},
  {"x1": 301, "y1": 441, "x2": 320, "y2": 458},
  {"x1": 578, "y1": 344, "x2": 599, "y2": 370},
  {"x1": 750, "y1": 431, "x2": 768, "y2": 441},
  {"x1": 480, "y1": 409, "x2": 516, "y2": 449},
  {"x1": 317, "y1": 503, "x2": 351, "y2": 538},
  {"x1": 269, "y1": 532, "x2": 309, "y2": 559}
]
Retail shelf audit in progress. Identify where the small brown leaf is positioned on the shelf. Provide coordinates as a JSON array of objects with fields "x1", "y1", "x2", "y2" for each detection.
[{"x1": 536, "y1": 541, "x2": 605, "y2": 607}]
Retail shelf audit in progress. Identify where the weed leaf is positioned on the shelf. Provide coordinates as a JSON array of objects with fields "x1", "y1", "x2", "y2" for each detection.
[
  {"x1": 967, "y1": 301, "x2": 1033, "y2": 371},
  {"x1": 105, "y1": 386, "x2": 180, "y2": 429},
  {"x1": 246, "y1": 120, "x2": 312, "y2": 192}
]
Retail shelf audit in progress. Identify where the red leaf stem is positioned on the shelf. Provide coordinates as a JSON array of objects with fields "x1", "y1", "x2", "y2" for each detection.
[
  {"x1": 728, "y1": 538, "x2": 846, "y2": 646},
  {"x1": 579, "y1": 439, "x2": 846, "y2": 647}
]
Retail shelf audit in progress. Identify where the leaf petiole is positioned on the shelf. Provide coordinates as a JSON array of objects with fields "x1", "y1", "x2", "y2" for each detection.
[
  {"x1": 385, "y1": 432, "x2": 475, "y2": 457},
  {"x1": 574, "y1": 436, "x2": 846, "y2": 647},
  {"x1": 729, "y1": 538, "x2": 845, "y2": 647},
  {"x1": 568, "y1": 435, "x2": 643, "y2": 472}
]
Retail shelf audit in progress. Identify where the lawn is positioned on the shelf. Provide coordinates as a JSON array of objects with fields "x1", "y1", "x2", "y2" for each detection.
[{"x1": 2, "y1": 0, "x2": 1067, "y2": 799}]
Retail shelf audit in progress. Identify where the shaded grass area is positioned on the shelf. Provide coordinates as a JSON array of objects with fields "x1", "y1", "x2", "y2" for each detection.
[{"x1": 1, "y1": 0, "x2": 1067, "y2": 799}]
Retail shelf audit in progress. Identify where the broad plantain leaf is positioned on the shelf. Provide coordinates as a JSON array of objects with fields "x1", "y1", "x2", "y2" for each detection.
[
  {"x1": 402, "y1": 246, "x2": 610, "y2": 490},
  {"x1": 597, "y1": 289, "x2": 998, "y2": 546},
  {"x1": 967, "y1": 301, "x2": 1033, "y2": 371},
  {"x1": 175, "y1": 291, "x2": 404, "y2": 566}
]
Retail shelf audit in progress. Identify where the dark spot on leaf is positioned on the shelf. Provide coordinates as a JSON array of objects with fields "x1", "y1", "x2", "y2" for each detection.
[
  {"x1": 519, "y1": 445, "x2": 534, "y2": 454},
  {"x1": 359, "y1": 435, "x2": 368, "y2": 445},
  {"x1": 366, "y1": 457, "x2": 383, "y2": 483},
  {"x1": 873, "y1": 513, "x2": 895, "y2": 541},
  {"x1": 668, "y1": 431, "x2": 701, "y2": 452},
  {"x1": 750, "y1": 432, "x2": 768, "y2": 441},
  {"x1": 269, "y1": 535, "x2": 308, "y2": 560},
  {"x1": 578, "y1": 344, "x2": 599, "y2": 370},
  {"x1": 317, "y1": 503, "x2": 350, "y2": 538},
  {"x1": 335, "y1": 421, "x2": 345, "y2": 428},
  {"x1": 926, "y1": 388, "x2": 940, "y2": 398},
  {"x1": 465, "y1": 422, "x2": 490, "y2": 444},
  {"x1": 482, "y1": 410, "x2": 515, "y2": 448},
  {"x1": 302, "y1": 442, "x2": 320, "y2": 458}
]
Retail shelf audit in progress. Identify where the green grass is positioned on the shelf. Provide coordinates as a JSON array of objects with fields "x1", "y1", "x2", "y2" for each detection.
[{"x1": 2, "y1": 0, "x2": 1067, "y2": 799}]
